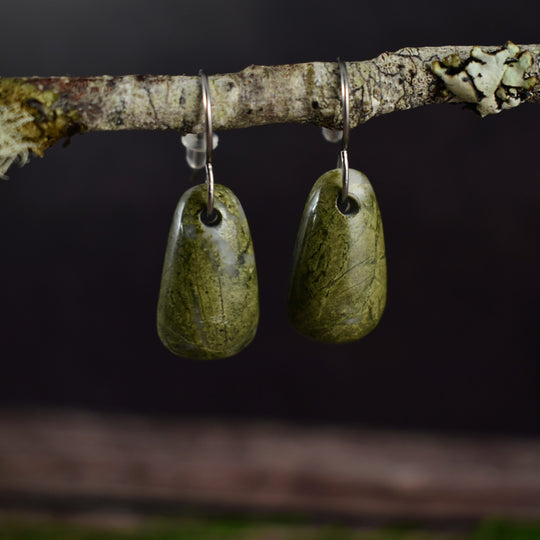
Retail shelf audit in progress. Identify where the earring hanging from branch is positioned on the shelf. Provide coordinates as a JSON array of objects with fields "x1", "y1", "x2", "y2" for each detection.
[
  {"x1": 288, "y1": 59, "x2": 387, "y2": 344},
  {"x1": 156, "y1": 70, "x2": 259, "y2": 360}
]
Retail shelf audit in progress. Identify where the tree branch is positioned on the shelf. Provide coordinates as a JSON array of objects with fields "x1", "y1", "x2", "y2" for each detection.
[
  {"x1": 1, "y1": 42, "x2": 539, "y2": 177},
  {"x1": 3, "y1": 409, "x2": 540, "y2": 520}
]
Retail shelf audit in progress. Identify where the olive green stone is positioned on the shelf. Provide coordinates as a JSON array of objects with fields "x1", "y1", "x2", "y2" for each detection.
[
  {"x1": 157, "y1": 183, "x2": 259, "y2": 359},
  {"x1": 288, "y1": 169, "x2": 387, "y2": 343}
]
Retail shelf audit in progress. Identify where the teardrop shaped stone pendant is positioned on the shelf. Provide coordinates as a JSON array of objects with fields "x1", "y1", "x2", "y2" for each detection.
[
  {"x1": 288, "y1": 169, "x2": 387, "y2": 343},
  {"x1": 157, "y1": 184, "x2": 259, "y2": 359}
]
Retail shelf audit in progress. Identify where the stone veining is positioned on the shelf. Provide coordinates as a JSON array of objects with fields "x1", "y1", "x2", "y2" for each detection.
[
  {"x1": 157, "y1": 183, "x2": 259, "y2": 359},
  {"x1": 288, "y1": 169, "x2": 387, "y2": 343}
]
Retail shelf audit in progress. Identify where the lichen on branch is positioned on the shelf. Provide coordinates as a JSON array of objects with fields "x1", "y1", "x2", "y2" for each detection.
[
  {"x1": 0, "y1": 78, "x2": 81, "y2": 177},
  {"x1": 0, "y1": 42, "x2": 539, "y2": 178},
  {"x1": 431, "y1": 41, "x2": 537, "y2": 117}
]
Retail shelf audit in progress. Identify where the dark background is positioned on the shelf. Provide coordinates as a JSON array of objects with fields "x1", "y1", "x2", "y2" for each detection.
[{"x1": 0, "y1": 0, "x2": 538, "y2": 435}]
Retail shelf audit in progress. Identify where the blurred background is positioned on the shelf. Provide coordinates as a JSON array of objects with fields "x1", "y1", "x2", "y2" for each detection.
[{"x1": 0, "y1": 0, "x2": 539, "y2": 535}]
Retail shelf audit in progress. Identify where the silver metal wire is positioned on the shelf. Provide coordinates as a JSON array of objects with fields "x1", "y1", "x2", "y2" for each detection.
[
  {"x1": 200, "y1": 70, "x2": 215, "y2": 216},
  {"x1": 338, "y1": 58, "x2": 350, "y2": 153},
  {"x1": 205, "y1": 162, "x2": 215, "y2": 219},
  {"x1": 337, "y1": 58, "x2": 350, "y2": 205},
  {"x1": 337, "y1": 149, "x2": 349, "y2": 208}
]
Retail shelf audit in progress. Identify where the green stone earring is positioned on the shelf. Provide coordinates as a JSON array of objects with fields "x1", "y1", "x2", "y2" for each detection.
[
  {"x1": 157, "y1": 70, "x2": 259, "y2": 359},
  {"x1": 287, "y1": 59, "x2": 387, "y2": 343}
]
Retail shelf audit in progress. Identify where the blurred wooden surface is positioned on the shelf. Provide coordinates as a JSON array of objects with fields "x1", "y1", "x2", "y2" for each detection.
[{"x1": 0, "y1": 410, "x2": 539, "y2": 521}]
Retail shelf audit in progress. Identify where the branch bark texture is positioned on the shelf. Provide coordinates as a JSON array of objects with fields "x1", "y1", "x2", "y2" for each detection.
[
  {"x1": 0, "y1": 43, "x2": 539, "y2": 176},
  {"x1": 2, "y1": 410, "x2": 540, "y2": 520}
]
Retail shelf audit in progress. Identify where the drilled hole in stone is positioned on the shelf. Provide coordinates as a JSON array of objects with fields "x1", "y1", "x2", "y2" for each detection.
[
  {"x1": 200, "y1": 208, "x2": 222, "y2": 227},
  {"x1": 337, "y1": 195, "x2": 360, "y2": 216}
]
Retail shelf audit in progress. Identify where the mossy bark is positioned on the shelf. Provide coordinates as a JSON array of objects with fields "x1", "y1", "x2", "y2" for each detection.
[
  {"x1": 2, "y1": 43, "x2": 540, "y2": 177},
  {"x1": 0, "y1": 78, "x2": 82, "y2": 155}
]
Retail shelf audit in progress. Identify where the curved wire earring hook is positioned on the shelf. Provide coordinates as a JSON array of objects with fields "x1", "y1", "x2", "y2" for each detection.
[
  {"x1": 339, "y1": 58, "x2": 350, "y2": 153},
  {"x1": 337, "y1": 58, "x2": 350, "y2": 207},
  {"x1": 200, "y1": 69, "x2": 215, "y2": 218}
]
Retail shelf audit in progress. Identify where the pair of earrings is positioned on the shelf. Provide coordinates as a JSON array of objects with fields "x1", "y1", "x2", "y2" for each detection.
[{"x1": 156, "y1": 61, "x2": 387, "y2": 359}]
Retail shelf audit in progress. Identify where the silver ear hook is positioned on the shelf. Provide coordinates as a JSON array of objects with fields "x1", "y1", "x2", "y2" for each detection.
[
  {"x1": 200, "y1": 69, "x2": 215, "y2": 218},
  {"x1": 321, "y1": 58, "x2": 351, "y2": 208},
  {"x1": 337, "y1": 58, "x2": 350, "y2": 206}
]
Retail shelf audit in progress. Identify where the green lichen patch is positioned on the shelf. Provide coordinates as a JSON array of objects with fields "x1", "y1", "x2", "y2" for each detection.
[
  {"x1": 0, "y1": 78, "x2": 83, "y2": 176},
  {"x1": 431, "y1": 41, "x2": 537, "y2": 116}
]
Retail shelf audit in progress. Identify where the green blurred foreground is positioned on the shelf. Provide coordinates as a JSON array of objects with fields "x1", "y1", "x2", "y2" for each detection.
[{"x1": 1, "y1": 517, "x2": 540, "y2": 540}]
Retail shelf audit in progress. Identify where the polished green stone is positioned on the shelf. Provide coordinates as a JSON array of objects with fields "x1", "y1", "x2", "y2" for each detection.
[
  {"x1": 288, "y1": 169, "x2": 387, "y2": 343},
  {"x1": 157, "y1": 183, "x2": 259, "y2": 359}
]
